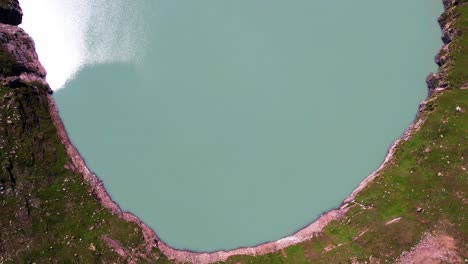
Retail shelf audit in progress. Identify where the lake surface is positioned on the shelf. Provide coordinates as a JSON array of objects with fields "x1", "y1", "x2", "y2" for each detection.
[{"x1": 28, "y1": 0, "x2": 443, "y2": 251}]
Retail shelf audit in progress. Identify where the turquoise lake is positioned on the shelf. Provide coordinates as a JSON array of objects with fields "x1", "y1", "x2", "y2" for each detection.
[{"x1": 49, "y1": 0, "x2": 443, "y2": 251}]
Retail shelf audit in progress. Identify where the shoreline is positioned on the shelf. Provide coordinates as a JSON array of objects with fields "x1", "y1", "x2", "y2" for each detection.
[
  {"x1": 45, "y1": 58, "x2": 439, "y2": 264},
  {"x1": 44, "y1": 2, "x2": 453, "y2": 263},
  {"x1": 46, "y1": 91, "x2": 432, "y2": 264}
]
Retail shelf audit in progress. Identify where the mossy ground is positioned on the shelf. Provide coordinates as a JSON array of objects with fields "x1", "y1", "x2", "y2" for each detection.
[{"x1": 1, "y1": 2, "x2": 467, "y2": 264}]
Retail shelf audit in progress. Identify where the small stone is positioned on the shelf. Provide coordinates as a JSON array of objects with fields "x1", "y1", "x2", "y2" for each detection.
[
  {"x1": 417, "y1": 208, "x2": 423, "y2": 213},
  {"x1": 88, "y1": 243, "x2": 96, "y2": 252},
  {"x1": 437, "y1": 172, "x2": 443, "y2": 177},
  {"x1": 456, "y1": 106, "x2": 462, "y2": 112},
  {"x1": 424, "y1": 146, "x2": 432, "y2": 153}
]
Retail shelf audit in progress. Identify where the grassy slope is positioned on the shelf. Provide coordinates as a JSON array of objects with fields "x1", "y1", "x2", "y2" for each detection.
[
  {"x1": 223, "y1": 3, "x2": 468, "y2": 264},
  {"x1": 0, "y1": 2, "x2": 466, "y2": 264}
]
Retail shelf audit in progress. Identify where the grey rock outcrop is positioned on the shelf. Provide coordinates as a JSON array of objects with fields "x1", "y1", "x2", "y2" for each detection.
[
  {"x1": 0, "y1": 24, "x2": 48, "y2": 87},
  {"x1": 0, "y1": 0, "x2": 22, "y2": 26}
]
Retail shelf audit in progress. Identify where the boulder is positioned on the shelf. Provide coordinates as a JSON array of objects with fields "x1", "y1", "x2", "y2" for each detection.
[
  {"x1": 0, "y1": 0, "x2": 22, "y2": 26},
  {"x1": 0, "y1": 23, "x2": 47, "y2": 86}
]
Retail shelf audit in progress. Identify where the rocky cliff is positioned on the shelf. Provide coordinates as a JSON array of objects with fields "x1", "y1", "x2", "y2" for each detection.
[
  {"x1": 0, "y1": 24, "x2": 48, "y2": 88},
  {"x1": 0, "y1": 0, "x2": 47, "y2": 89}
]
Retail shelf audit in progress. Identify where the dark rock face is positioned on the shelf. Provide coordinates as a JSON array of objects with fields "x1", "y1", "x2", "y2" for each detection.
[
  {"x1": 435, "y1": 46, "x2": 449, "y2": 66},
  {"x1": 441, "y1": 25, "x2": 459, "y2": 44},
  {"x1": 0, "y1": 0, "x2": 23, "y2": 26},
  {"x1": 426, "y1": 73, "x2": 439, "y2": 95}
]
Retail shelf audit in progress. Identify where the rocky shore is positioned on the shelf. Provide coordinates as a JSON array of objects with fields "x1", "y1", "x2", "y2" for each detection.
[{"x1": 0, "y1": 0, "x2": 463, "y2": 263}]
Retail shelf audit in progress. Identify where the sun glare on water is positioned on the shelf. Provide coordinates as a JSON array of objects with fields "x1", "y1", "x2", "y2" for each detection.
[{"x1": 19, "y1": 0, "x2": 144, "y2": 91}]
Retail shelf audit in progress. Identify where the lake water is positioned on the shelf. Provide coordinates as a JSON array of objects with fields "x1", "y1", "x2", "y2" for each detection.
[{"x1": 21, "y1": 0, "x2": 442, "y2": 252}]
